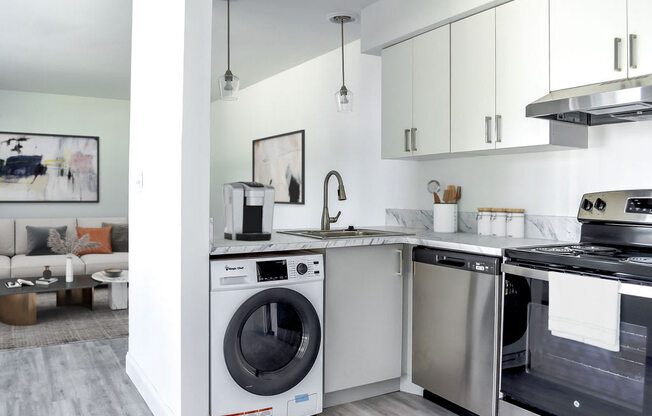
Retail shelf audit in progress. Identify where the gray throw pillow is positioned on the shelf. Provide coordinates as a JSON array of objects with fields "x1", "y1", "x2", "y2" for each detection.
[
  {"x1": 26, "y1": 225, "x2": 68, "y2": 256},
  {"x1": 102, "y1": 222, "x2": 129, "y2": 252}
]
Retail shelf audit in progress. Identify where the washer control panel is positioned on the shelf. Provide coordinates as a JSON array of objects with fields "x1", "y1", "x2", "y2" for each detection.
[{"x1": 211, "y1": 252, "x2": 323, "y2": 290}]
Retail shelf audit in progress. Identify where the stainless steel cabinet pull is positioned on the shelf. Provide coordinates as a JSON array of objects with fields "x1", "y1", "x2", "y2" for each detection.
[
  {"x1": 630, "y1": 34, "x2": 638, "y2": 69},
  {"x1": 484, "y1": 116, "x2": 492, "y2": 143},
  {"x1": 614, "y1": 37, "x2": 622, "y2": 72},
  {"x1": 411, "y1": 128, "x2": 417, "y2": 151},
  {"x1": 396, "y1": 249, "x2": 403, "y2": 276},
  {"x1": 404, "y1": 129, "x2": 411, "y2": 152},
  {"x1": 496, "y1": 115, "x2": 502, "y2": 143}
]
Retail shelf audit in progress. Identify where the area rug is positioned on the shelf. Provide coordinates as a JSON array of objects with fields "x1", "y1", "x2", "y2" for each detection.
[{"x1": 0, "y1": 287, "x2": 128, "y2": 350}]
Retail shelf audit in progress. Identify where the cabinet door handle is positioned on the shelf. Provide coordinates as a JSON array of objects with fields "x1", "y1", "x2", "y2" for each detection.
[
  {"x1": 630, "y1": 34, "x2": 638, "y2": 69},
  {"x1": 411, "y1": 128, "x2": 417, "y2": 151},
  {"x1": 485, "y1": 116, "x2": 493, "y2": 143},
  {"x1": 396, "y1": 249, "x2": 403, "y2": 276},
  {"x1": 614, "y1": 37, "x2": 623, "y2": 72},
  {"x1": 496, "y1": 115, "x2": 502, "y2": 143},
  {"x1": 404, "y1": 129, "x2": 411, "y2": 152}
]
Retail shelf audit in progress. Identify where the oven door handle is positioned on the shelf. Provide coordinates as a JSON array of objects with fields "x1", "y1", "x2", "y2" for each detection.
[{"x1": 503, "y1": 263, "x2": 652, "y2": 300}]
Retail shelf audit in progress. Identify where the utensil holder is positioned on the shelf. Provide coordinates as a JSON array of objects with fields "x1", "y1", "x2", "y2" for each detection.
[{"x1": 434, "y1": 203, "x2": 458, "y2": 233}]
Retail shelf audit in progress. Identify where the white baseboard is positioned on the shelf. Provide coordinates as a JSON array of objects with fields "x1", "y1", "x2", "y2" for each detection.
[
  {"x1": 399, "y1": 375, "x2": 424, "y2": 396},
  {"x1": 324, "y1": 378, "x2": 400, "y2": 408},
  {"x1": 126, "y1": 352, "x2": 176, "y2": 416}
]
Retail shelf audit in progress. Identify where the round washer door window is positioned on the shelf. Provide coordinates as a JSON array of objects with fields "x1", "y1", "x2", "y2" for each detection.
[{"x1": 223, "y1": 287, "x2": 321, "y2": 396}]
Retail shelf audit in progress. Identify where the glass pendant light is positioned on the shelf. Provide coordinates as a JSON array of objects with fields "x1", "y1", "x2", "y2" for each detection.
[
  {"x1": 333, "y1": 15, "x2": 353, "y2": 112},
  {"x1": 219, "y1": 0, "x2": 239, "y2": 100}
]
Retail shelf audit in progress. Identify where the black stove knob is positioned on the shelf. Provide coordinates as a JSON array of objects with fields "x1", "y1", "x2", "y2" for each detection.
[
  {"x1": 595, "y1": 198, "x2": 606, "y2": 211},
  {"x1": 582, "y1": 198, "x2": 594, "y2": 211},
  {"x1": 296, "y1": 263, "x2": 308, "y2": 275}
]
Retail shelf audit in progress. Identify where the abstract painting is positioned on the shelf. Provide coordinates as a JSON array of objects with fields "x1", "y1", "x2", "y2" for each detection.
[
  {"x1": 253, "y1": 130, "x2": 304, "y2": 204},
  {"x1": 0, "y1": 132, "x2": 99, "y2": 202}
]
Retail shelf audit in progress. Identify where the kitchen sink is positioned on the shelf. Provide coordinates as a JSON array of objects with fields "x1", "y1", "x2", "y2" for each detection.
[{"x1": 279, "y1": 228, "x2": 414, "y2": 240}]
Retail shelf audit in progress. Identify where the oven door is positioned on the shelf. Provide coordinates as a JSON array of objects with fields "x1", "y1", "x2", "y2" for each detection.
[{"x1": 501, "y1": 263, "x2": 652, "y2": 416}]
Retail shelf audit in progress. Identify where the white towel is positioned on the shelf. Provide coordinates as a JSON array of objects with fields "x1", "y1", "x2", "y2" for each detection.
[{"x1": 548, "y1": 271, "x2": 621, "y2": 352}]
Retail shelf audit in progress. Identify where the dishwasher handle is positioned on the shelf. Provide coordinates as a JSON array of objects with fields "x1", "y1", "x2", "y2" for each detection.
[
  {"x1": 413, "y1": 246, "x2": 500, "y2": 275},
  {"x1": 435, "y1": 257, "x2": 466, "y2": 268}
]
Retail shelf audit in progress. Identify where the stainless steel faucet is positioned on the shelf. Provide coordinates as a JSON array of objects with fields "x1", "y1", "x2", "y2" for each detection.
[{"x1": 321, "y1": 170, "x2": 347, "y2": 230}]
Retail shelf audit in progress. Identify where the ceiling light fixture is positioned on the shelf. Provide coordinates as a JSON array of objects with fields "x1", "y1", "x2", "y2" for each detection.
[
  {"x1": 219, "y1": 0, "x2": 239, "y2": 101},
  {"x1": 330, "y1": 14, "x2": 355, "y2": 112}
]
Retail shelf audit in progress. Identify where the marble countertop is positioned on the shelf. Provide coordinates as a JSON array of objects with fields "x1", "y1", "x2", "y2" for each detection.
[{"x1": 211, "y1": 226, "x2": 568, "y2": 257}]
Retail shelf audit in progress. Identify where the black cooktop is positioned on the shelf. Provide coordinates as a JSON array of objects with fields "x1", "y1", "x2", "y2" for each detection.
[{"x1": 505, "y1": 243, "x2": 652, "y2": 280}]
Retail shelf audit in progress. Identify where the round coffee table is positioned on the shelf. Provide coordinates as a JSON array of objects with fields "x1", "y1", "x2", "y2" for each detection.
[{"x1": 91, "y1": 271, "x2": 129, "y2": 310}]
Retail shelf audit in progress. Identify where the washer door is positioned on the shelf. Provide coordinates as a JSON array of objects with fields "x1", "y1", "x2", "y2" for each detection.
[{"x1": 223, "y1": 287, "x2": 321, "y2": 396}]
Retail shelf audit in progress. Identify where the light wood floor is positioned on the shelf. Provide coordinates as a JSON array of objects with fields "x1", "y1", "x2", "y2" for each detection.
[
  {"x1": 0, "y1": 337, "x2": 450, "y2": 416},
  {"x1": 0, "y1": 337, "x2": 152, "y2": 416}
]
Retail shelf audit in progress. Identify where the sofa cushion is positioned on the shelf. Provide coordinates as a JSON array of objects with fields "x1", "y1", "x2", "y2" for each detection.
[
  {"x1": 81, "y1": 253, "x2": 129, "y2": 275},
  {"x1": 26, "y1": 225, "x2": 67, "y2": 256},
  {"x1": 15, "y1": 218, "x2": 77, "y2": 255},
  {"x1": 77, "y1": 217, "x2": 127, "y2": 228},
  {"x1": 0, "y1": 219, "x2": 14, "y2": 256},
  {"x1": 0, "y1": 256, "x2": 10, "y2": 279},
  {"x1": 11, "y1": 254, "x2": 85, "y2": 278},
  {"x1": 102, "y1": 222, "x2": 129, "y2": 253},
  {"x1": 76, "y1": 226, "x2": 113, "y2": 255}
]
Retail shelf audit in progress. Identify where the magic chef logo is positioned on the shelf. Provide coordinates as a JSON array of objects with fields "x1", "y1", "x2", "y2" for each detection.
[{"x1": 225, "y1": 265, "x2": 245, "y2": 271}]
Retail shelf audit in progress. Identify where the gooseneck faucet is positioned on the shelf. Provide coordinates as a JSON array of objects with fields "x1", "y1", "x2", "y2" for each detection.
[{"x1": 321, "y1": 170, "x2": 347, "y2": 230}]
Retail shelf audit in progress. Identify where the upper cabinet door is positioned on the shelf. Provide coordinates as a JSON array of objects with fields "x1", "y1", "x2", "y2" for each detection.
[
  {"x1": 451, "y1": 9, "x2": 496, "y2": 153},
  {"x1": 382, "y1": 40, "x2": 413, "y2": 159},
  {"x1": 412, "y1": 25, "x2": 450, "y2": 156},
  {"x1": 628, "y1": 0, "x2": 652, "y2": 78},
  {"x1": 550, "y1": 0, "x2": 627, "y2": 91},
  {"x1": 495, "y1": 0, "x2": 550, "y2": 149}
]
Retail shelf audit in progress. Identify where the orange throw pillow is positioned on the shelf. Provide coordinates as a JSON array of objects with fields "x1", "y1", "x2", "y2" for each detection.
[{"x1": 76, "y1": 226, "x2": 113, "y2": 255}]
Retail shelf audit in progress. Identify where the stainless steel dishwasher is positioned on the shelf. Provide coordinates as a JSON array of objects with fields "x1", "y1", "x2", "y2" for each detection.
[{"x1": 412, "y1": 247, "x2": 501, "y2": 416}]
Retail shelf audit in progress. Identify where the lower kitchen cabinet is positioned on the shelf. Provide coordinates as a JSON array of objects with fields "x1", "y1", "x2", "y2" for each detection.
[{"x1": 324, "y1": 245, "x2": 403, "y2": 393}]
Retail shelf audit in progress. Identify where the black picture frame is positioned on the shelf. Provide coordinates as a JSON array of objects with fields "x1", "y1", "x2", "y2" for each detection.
[
  {"x1": 252, "y1": 130, "x2": 305, "y2": 205},
  {"x1": 0, "y1": 131, "x2": 100, "y2": 203}
]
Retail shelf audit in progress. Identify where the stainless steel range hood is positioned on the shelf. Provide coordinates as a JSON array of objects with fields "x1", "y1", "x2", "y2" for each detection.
[{"x1": 526, "y1": 74, "x2": 652, "y2": 126}]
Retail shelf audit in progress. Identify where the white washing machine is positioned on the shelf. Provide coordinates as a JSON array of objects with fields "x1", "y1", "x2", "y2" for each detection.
[{"x1": 210, "y1": 252, "x2": 324, "y2": 416}]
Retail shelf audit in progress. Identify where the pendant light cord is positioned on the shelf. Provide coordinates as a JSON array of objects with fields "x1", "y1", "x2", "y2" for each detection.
[
  {"x1": 340, "y1": 19, "x2": 345, "y2": 86},
  {"x1": 227, "y1": 0, "x2": 231, "y2": 71}
]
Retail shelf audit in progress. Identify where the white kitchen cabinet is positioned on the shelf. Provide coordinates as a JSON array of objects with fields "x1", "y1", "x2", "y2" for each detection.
[
  {"x1": 627, "y1": 0, "x2": 652, "y2": 78},
  {"x1": 381, "y1": 25, "x2": 450, "y2": 159},
  {"x1": 550, "y1": 0, "x2": 628, "y2": 91},
  {"x1": 451, "y1": 9, "x2": 496, "y2": 153},
  {"x1": 411, "y1": 26, "x2": 450, "y2": 156},
  {"x1": 495, "y1": 0, "x2": 550, "y2": 149},
  {"x1": 381, "y1": 40, "x2": 413, "y2": 159},
  {"x1": 324, "y1": 245, "x2": 403, "y2": 394}
]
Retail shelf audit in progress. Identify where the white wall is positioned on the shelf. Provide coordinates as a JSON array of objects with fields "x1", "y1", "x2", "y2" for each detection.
[
  {"x1": 0, "y1": 89, "x2": 129, "y2": 218},
  {"x1": 416, "y1": 121, "x2": 652, "y2": 217},
  {"x1": 127, "y1": 0, "x2": 211, "y2": 415},
  {"x1": 211, "y1": 40, "x2": 421, "y2": 234},
  {"x1": 361, "y1": 0, "x2": 511, "y2": 54}
]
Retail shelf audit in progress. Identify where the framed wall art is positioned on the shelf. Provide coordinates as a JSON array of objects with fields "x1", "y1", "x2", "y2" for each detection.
[
  {"x1": 252, "y1": 130, "x2": 304, "y2": 204},
  {"x1": 0, "y1": 131, "x2": 99, "y2": 202}
]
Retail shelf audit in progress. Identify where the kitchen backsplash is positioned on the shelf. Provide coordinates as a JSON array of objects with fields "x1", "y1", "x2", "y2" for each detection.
[{"x1": 385, "y1": 209, "x2": 581, "y2": 242}]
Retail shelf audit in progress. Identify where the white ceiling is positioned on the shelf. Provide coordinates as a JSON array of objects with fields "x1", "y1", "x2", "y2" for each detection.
[{"x1": 0, "y1": 0, "x2": 377, "y2": 101}]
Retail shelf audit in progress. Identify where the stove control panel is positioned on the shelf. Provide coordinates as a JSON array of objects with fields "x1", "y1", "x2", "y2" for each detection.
[
  {"x1": 626, "y1": 198, "x2": 652, "y2": 214},
  {"x1": 578, "y1": 190, "x2": 652, "y2": 223}
]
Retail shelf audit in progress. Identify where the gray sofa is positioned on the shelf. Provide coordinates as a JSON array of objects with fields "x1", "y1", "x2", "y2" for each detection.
[{"x1": 0, "y1": 217, "x2": 128, "y2": 279}]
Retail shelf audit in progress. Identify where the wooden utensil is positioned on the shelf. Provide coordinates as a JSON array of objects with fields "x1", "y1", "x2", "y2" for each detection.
[{"x1": 455, "y1": 186, "x2": 461, "y2": 203}]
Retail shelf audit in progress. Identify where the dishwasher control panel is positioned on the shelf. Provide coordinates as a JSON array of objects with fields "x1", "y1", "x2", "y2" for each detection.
[{"x1": 413, "y1": 247, "x2": 500, "y2": 275}]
